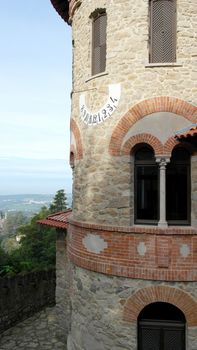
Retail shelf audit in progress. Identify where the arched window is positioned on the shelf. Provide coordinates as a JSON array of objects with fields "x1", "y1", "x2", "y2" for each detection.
[
  {"x1": 134, "y1": 144, "x2": 191, "y2": 226},
  {"x1": 149, "y1": 0, "x2": 176, "y2": 63},
  {"x1": 138, "y1": 302, "x2": 186, "y2": 350},
  {"x1": 134, "y1": 145, "x2": 159, "y2": 224},
  {"x1": 166, "y1": 147, "x2": 191, "y2": 224},
  {"x1": 91, "y1": 10, "x2": 107, "y2": 75}
]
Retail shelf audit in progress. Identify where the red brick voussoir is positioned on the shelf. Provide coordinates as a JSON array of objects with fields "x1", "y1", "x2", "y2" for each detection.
[
  {"x1": 70, "y1": 119, "x2": 83, "y2": 160},
  {"x1": 109, "y1": 96, "x2": 197, "y2": 156},
  {"x1": 123, "y1": 285, "x2": 197, "y2": 326},
  {"x1": 121, "y1": 133, "x2": 163, "y2": 156}
]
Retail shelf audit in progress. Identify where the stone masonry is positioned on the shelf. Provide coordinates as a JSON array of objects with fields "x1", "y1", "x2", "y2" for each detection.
[
  {"x1": 70, "y1": 0, "x2": 197, "y2": 225},
  {"x1": 50, "y1": 0, "x2": 197, "y2": 349}
]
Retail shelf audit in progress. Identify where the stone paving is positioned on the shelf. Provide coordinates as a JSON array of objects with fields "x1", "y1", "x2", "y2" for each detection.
[{"x1": 0, "y1": 307, "x2": 67, "y2": 350}]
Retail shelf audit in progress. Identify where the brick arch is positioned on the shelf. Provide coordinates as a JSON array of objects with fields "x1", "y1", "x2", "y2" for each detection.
[
  {"x1": 164, "y1": 136, "x2": 195, "y2": 155},
  {"x1": 123, "y1": 285, "x2": 197, "y2": 326},
  {"x1": 121, "y1": 133, "x2": 164, "y2": 156},
  {"x1": 70, "y1": 119, "x2": 83, "y2": 160},
  {"x1": 164, "y1": 136, "x2": 180, "y2": 154},
  {"x1": 109, "y1": 96, "x2": 197, "y2": 156}
]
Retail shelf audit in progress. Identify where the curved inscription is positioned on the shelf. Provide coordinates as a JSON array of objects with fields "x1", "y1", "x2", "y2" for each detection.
[{"x1": 79, "y1": 84, "x2": 121, "y2": 126}]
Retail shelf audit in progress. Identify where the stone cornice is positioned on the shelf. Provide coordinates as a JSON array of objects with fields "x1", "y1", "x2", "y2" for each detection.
[{"x1": 50, "y1": 0, "x2": 81, "y2": 24}]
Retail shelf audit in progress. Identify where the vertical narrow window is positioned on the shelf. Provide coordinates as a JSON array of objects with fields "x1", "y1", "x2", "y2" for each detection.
[
  {"x1": 166, "y1": 147, "x2": 191, "y2": 225},
  {"x1": 149, "y1": 0, "x2": 176, "y2": 63},
  {"x1": 92, "y1": 11, "x2": 107, "y2": 76},
  {"x1": 134, "y1": 146, "x2": 159, "y2": 224}
]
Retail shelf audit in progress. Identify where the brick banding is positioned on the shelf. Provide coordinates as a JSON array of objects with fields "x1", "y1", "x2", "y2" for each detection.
[
  {"x1": 70, "y1": 119, "x2": 83, "y2": 159},
  {"x1": 68, "y1": 218, "x2": 197, "y2": 235},
  {"x1": 123, "y1": 285, "x2": 197, "y2": 326},
  {"x1": 68, "y1": 220, "x2": 197, "y2": 282},
  {"x1": 109, "y1": 97, "x2": 197, "y2": 156}
]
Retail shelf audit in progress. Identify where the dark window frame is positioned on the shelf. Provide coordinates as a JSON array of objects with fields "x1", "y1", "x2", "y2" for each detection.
[
  {"x1": 149, "y1": 0, "x2": 177, "y2": 63},
  {"x1": 138, "y1": 302, "x2": 186, "y2": 350},
  {"x1": 134, "y1": 146, "x2": 159, "y2": 225},
  {"x1": 166, "y1": 147, "x2": 191, "y2": 226}
]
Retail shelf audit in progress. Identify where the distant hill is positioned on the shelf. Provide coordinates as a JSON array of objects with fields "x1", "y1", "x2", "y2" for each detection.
[{"x1": 0, "y1": 194, "x2": 72, "y2": 214}]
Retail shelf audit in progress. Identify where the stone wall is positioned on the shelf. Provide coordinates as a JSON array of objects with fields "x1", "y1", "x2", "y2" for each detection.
[
  {"x1": 67, "y1": 264, "x2": 197, "y2": 350},
  {"x1": 65, "y1": 1, "x2": 197, "y2": 349},
  {"x1": 55, "y1": 231, "x2": 71, "y2": 343},
  {"x1": 70, "y1": 0, "x2": 197, "y2": 225},
  {"x1": 0, "y1": 269, "x2": 55, "y2": 333}
]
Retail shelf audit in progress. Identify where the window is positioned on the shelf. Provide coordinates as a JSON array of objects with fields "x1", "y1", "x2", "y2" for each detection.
[
  {"x1": 135, "y1": 146, "x2": 159, "y2": 224},
  {"x1": 134, "y1": 145, "x2": 191, "y2": 226},
  {"x1": 149, "y1": 0, "x2": 176, "y2": 63},
  {"x1": 138, "y1": 302, "x2": 186, "y2": 350},
  {"x1": 91, "y1": 11, "x2": 107, "y2": 76},
  {"x1": 166, "y1": 147, "x2": 191, "y2": 225}
]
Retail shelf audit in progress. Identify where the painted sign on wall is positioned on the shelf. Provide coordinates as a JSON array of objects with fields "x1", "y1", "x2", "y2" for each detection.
[{"x1": 79, "y1": 84, "x2": 121, "y2": 126}]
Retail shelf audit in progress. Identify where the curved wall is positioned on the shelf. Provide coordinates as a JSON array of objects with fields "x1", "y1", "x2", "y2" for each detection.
[
  {"x1": 66, "y1": 1, "x2": 197, "y2": 349},
  {"x1": 70, "y1": 0, "x2": 197, "y2": 224},
  {"x1": 67, "y1": 265, "x2": 197, "y2": 350}
]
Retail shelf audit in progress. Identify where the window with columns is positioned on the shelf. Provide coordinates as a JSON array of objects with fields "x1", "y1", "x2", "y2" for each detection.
[{"x1": 134, "y1": 145, "x2": 191, "y2": 226}]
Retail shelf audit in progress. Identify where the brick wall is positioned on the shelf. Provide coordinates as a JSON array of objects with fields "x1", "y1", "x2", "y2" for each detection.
[{"x1": 68, "y1": 219, "x2": 197, "y2": 281}]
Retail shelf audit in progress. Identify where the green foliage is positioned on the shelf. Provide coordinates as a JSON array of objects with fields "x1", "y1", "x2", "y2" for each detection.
[
  {"x1": 50, "y1": 189, "x2": 68, "y2": 213},
  {"x1": 2, "y1": 211, "x2": 28, "y2": 237},
  {"x1": 0, "y1": 206, "x2": 56, "y2": 276},
  {"x1": 0, "y1": 190, "x2": 68, "y2": 277},
  {"x1": 1, "y1": 237, "x2": 20, "y2": 254}
]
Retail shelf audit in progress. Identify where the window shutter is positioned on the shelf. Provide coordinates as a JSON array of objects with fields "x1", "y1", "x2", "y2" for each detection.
[
  {"x1": 150, "y1": 0, "x2": 176, "y2": 63},
  {"x1": 92, "y1": 13, "x2": 107, "y2": 75}
]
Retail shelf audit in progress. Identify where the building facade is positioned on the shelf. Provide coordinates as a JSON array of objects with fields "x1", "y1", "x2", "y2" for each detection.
[{"x1": 51, "y1": 1, "x2": 197, "y2": 349}]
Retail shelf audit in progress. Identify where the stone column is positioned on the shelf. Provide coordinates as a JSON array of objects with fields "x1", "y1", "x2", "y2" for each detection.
[{"x1": 156, "y1": 157, "x2": 170, "y2": 228}]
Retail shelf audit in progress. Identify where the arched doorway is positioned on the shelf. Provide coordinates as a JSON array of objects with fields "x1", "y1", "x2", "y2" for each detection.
[{"x1": 138, "y1": 302, "x2": 186, "y2": 350}]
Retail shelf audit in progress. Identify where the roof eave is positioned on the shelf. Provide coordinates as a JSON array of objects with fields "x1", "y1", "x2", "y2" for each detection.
[{"x1": 50, "y1": 0, "x2": 69, "y2": 23}]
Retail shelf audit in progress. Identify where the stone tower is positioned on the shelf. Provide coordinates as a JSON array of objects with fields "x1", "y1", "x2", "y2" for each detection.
[{"x1": 51, "y1": 1, "x2": 197, "y2": 349}]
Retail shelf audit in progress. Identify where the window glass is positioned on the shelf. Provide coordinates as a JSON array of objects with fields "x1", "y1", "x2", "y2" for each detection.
[
  {"x1": 135, "y1": 146, "x2": 158, "y2": 224},
  {"x1": 166, "y1": 148, "x2": 190, "y2": 224}
]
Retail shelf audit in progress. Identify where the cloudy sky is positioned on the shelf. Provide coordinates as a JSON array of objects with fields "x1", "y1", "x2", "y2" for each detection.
[{"x1": 0, "y1": 1, "x2": 72, "y2": 195}]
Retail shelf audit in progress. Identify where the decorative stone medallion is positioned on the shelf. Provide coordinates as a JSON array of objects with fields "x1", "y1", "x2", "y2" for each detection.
[
  {"x1": 79, "y1": 84, "x2": 121, "y2": 126},
  {"x1": 137, "y1": 242, "x2": 147, "y2": 256},
  {"x1": 180, "y1": 244, "x2": 190, "y2": 258},
  {"x1": 82, "y1": 234, "x2": 108, "y2": 254}
]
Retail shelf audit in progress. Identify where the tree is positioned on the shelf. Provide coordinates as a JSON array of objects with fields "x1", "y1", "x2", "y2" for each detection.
[
  {"x1": 49, "y1": 189, "x2": 68, "y2": 213},
  {"x1": 0, "y1": 206, "x2": 56, "y2": 276},
  {"x1": 2, "y1": 211, "x2": 28, "y2": 237}
]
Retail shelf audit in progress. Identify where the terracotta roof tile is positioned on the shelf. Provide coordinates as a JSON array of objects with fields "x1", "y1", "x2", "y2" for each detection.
[
  {"x1": 175, "y1": 124, "x2": 197, "y2": 139},
  {"x1": 37, "y1": 208, "x2": 72, "y2": 229}
]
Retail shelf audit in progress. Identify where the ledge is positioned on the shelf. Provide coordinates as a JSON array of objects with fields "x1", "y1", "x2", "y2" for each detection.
[
  {"x1": 145, "y1": 62, "x2": 183, "y2": 68},
  {"x1": 85, "y1": 71, "x2": 109, "y2": 83},
  {"x1": 68, "y1": 218, "x2": 197, "y2": 235}
]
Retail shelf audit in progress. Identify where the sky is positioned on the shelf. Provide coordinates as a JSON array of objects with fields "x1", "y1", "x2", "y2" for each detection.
[{"x1": 0, "y1": 1, "x2": 72, "y2": 195}]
